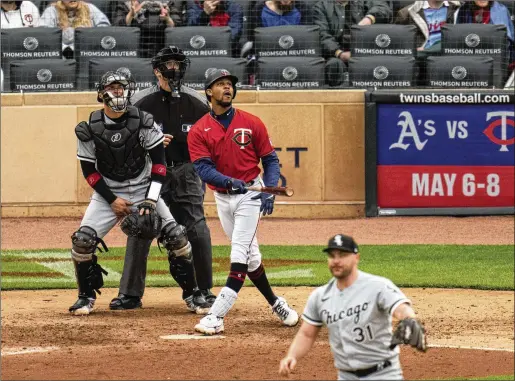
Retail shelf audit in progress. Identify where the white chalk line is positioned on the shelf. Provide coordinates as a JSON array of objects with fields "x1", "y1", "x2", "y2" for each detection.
[
  {"x1": 428, "y1": 344, "x2": 514, "y2": 352},
  {"x1": 1, "y1": 346, "x2": 59, "y2": 356}
]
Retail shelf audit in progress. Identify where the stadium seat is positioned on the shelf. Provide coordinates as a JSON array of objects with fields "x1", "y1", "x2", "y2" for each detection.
[
  {"x1": 9, "y1": 58, "x2": 76, "y2": 92},
  {"x1": 165, "y1": 26, "x2": 232, "y2": 57},
  {"x1": 0, "y1": 27, "x2": 62, "y2": 91},
  {"x1": 182, "y1": 57, "x2": 248, "y2": 90},
  {"x1": 88, "y1": 57, "x2": 155, "y2": 91},
  {"x1": 256, "y1": 56, "x2": 325, "y2": 89},
  {"x1": 441, "y1": 24, "x2": 509, "y2": 88},
  {"x1": 348, "y1": 56, "x2": 416, "y2": 88},
  {"x1": 350, "y1": 24, "x2": 417, "y2": 57},
  {"x1": 254, "y1": 25, "x2": 321, "y2": 58},
  {"x1": 426, "y1": 55, "x2": 494, "y2": 88},
  {"x1": 74, "y1": 27, "x2": 141, "y2": 90}
]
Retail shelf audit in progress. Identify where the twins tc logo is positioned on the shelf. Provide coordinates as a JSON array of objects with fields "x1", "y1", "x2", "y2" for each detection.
[
  {"x1": 232, "y1": 128, "x2": 252, "y2": 149},
  {"x1": 484, "y1": 111, "x2": 515, "y2": 152}
]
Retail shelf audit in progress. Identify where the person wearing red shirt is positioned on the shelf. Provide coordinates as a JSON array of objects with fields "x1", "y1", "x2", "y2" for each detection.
[{"x1": 187, "y1": 69, "x2": 299, "y2": 335}]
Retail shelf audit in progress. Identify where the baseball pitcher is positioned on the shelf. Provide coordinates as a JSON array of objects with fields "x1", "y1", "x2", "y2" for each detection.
[
  {"x1": 69, "y1": 70, "x2": 198, "y2": 315},
  {"x1": 279, "y1": 234, "x2": 427, "y2": 380}
]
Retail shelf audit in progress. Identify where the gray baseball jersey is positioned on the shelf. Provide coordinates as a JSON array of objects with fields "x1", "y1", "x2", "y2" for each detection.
[
  {"x1": 77, "y1": 115, "x2": 176, "y2": 238},
  {"x1": 302, "y1": 270, "x2": 410, "y2": 372}
]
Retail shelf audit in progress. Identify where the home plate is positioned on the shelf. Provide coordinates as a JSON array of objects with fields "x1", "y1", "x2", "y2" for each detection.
[{"x1": 160, "y1": 334, "x2": 226, "y2": 340}]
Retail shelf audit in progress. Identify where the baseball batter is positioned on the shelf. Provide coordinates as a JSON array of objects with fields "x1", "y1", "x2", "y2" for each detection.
[
  {"x1": 279, "y1": 234, "x2": 427, "y2": 380},
  {"x1": 187, "y1": 69, "x2": 299, "y2": 334},
  {"x1": 69, "y1": 70, "x2": 196, "y2": 315}
]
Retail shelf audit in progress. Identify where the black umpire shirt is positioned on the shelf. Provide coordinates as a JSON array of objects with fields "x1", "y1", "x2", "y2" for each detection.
[{"x1": 131, "y1": 84, "x2": 210, "y2": 164}]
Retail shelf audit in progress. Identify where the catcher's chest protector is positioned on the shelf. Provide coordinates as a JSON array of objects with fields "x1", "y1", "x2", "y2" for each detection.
[{"x1": 89, "y1": 106, "x2": 147, "y2": 182}]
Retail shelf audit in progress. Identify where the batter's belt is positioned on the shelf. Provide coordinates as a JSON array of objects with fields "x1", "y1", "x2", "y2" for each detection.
[{"x1": 342, "y1": 360, "x2": 392, "y2": 378}]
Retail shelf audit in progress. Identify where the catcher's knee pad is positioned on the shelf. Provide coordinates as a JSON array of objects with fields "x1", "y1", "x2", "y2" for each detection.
[
  {"x1": 71, "y1": 226, "x2": 100, "y2": 262},
  {"x1": 159, "y1": 222, "x2": 192, "y2": 260}
]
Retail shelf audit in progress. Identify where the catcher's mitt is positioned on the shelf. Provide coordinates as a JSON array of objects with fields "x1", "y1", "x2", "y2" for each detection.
[
  {"x1": 390, "y1": 317, "x2": 427, "y2": 352},
  {"x1": 120, "y1": 201, "x2": 162, "y2": 240}
]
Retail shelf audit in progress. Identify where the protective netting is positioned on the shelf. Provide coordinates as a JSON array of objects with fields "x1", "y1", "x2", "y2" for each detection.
[{"x1": 0, "y1": 0, "x2": 513, "y2": 92}]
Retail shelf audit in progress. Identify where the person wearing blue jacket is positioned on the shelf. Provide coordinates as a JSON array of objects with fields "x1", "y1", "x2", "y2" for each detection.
[{"x1": 187, "y1": 1, "x2": 243, "y2": 57}]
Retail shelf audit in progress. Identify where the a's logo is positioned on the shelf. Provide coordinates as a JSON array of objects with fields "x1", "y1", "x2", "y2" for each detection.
[
  {"x1": 117, "y1": 67, "x2": 131, "y2": 79},
  {"x1": 373, "y1": 66, "x2": 389, "y2": 80},
  {"x1": 465, "y1": 33, "x2": 480, "y2": 48},
  {"x1": 375, "y1": 34, "x2": 391, "y2": 48},
  {"x1": 101, "y1": 36, "x2": 116, "y2": 50},
  {"x1": 451, "y1": 66, "x2": 467, "y2": 80},
  {"x1": 484, "y1": 111, "x2": 515, "y2": 152},
  {"x1": 232, "y1": 128, "x2": 252, "y2": 149},
  {"x1": 282, "y1": 66, "x2": 298, "y2": 81},
  {"x1": 278, "y1": 35, "x2": 294, "y2": 49},
  {"x1": 190, "y1": 35, "x2": 206, "y2": 49},
  {"x1": 36, "y1": 69, "x2": 52, "y2": 83},
  {"x1": 111, "y1": 133, "x2": 122, "y2": 142},
  {"x1": 23, "y1": 37, "x2": 38, "y2": 51}
]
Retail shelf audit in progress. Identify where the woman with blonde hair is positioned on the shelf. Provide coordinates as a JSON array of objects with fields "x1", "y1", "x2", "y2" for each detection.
[{"x1": 40, "y1": 0, "x2": 110, "y2": 56}]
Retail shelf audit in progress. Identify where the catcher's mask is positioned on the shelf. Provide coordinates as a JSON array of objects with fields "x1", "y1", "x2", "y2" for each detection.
[
  {"x1": 151, "y1": 45, "x2": 190, "y2": 98},
  {"x1": 96, "y1": 70, "x2": 135, "y2": 112}
]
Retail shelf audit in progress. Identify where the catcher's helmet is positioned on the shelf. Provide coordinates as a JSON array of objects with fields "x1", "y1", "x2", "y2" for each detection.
[
  {"x1": 204, "y1": 68, "x2": 239, "y2": 102},
  {"x1": 323, "y1": 234, "x2": 359, "y2": 254},
  {"x1": 96, "y1": 70, "x2": 135, "y2": 112}
]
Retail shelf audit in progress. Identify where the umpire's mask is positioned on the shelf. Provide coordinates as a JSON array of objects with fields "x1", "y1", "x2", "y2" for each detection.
[
  {"x1": 97, "y1": 70, "x2": 135, "y2": 112},
  {"x1": 151, "y1": 45, "x2": 190, "y2": 98}
]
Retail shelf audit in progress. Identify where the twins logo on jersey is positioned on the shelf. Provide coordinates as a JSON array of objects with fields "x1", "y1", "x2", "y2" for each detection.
[
  {"x1": 232, "y1": 128, "x2": 252, "y2": 149},
  {"x1": 321, "y1": 301, "x2": 370, "y2": 325}
]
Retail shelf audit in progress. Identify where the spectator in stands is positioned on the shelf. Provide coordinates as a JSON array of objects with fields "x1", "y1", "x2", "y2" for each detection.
[
  {"x1": 113, "y1": 1, "x2": 183, "y2": 58},
  {"x1": 313, "y1": 0, "x2": 392, "y2": 87},
  {"x1": 187, "y1": 1, "x2": 244, "y2": 57},
  {"x1": 394, "y1": 1, "x2": 461, "y2": 53},
  {"x1": 1, "y1": 0, "x2": 40, "y2": 27},
  {"x1": 456, "y1": 1, "x2": 515, "y2": 75},
  {"x1": 40, "y1": 0, "x2": 110, "y2": 58}
]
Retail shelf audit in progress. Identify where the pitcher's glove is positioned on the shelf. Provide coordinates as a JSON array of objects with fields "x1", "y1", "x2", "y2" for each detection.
[
  {"x1": 120, "y1": 201, "x2": 162, "y2": 240},
  {"x1": 390, "y1": 318, "x2": 427, "y2": 352}
]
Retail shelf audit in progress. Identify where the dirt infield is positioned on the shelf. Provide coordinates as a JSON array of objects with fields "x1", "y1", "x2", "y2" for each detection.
[{"x1": 1, "y1": 216, "x2": 514, "y2": 380}]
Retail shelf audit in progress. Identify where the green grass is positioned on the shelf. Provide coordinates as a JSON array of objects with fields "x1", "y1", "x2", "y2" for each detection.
[
  {"x1": 443, "y1": 375, "x2": 514, "y2": 380},
  {"x1": 1, "y1": 244, "x2": 513, "y2": 290}
]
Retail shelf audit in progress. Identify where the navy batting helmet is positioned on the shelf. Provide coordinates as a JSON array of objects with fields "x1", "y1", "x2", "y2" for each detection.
[{"x1": 204, "y1": 68, "x2": 238, "y2": 102}]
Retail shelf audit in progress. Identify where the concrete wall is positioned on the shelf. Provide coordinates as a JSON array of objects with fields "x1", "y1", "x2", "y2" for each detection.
[{"x1": 0, "y1": 90, "x2": 366, "y2": 218}]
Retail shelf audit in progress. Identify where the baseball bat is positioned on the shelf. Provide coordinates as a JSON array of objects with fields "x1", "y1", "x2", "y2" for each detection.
[{"x1": 246, "y1": 186, "x2": 294, "y2": 197}]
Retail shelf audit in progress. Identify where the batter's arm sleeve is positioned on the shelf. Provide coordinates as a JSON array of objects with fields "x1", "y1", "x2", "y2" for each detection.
[
  {"x1": 193, "y1": 158, "x2": 232, "y2": 189},
  {"x1": 302, "y1": 289, "x2": 324, "y2": 327},
  {"x1": 146, "y1": 142, "x2": 166, "y2": 202},
  {"x1": 377, "y1": 280, "x2": 411, "y2": 316},
  {"x1": 261, "y1": 151, "x2": 280, "y2": 187},
  {"x1": 80, "y1": 160, "x2": 117, "y2": 204}
]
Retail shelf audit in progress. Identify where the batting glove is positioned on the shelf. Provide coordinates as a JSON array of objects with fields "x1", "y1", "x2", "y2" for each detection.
[
  {"x1": 251, "y1": 193, "x2": 275, "y2": 216},
  {"x1": 226, "y1": 179, "x2": 248, "y2": 194}
]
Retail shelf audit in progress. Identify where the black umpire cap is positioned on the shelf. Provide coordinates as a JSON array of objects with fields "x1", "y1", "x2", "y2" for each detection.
[
  {"x1": 323, "y1": 234, "x2": 359, "y2": 254},
  {"x1": 204, "y1": 68, "x2": 238, "y2": 101}
]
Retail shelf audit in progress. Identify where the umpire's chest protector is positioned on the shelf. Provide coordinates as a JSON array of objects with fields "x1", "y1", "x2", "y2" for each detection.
[{"x1": 89, "y1": 106, "x2": 149, "y2": 182}]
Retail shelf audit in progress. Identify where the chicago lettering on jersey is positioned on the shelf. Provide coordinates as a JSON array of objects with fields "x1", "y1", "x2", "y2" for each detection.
[{"x1": 321, "y1": 302, "x2": 369, "y2": 325}]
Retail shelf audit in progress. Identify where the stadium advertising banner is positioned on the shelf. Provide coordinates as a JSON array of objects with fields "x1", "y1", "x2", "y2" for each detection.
[{"x1": 365, "y1": 90, "x2": 515, "y2": 216}]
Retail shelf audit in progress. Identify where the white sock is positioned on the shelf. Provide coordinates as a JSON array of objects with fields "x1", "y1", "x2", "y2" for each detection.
[{"x1": 209, "y1": 287, "x2": 238, "y2": 318}]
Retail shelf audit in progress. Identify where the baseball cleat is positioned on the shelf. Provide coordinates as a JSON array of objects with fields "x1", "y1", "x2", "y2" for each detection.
[
  {"x1": 194, "y1": 314, "x2": 224, "y2": 335},
  {"x1": 69, "y1": 296, "x2": 96, "y2": 316},
  {"x1": 184, "y1": 290, "x2": 212, "y2": 315},
  {"x1": 272, "y1": 297, "x2": 299, "y2": 327}
]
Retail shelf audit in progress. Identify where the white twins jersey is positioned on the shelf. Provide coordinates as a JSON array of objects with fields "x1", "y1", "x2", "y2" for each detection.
[
  {"x1": 77, "y1": 115, "x2": 164, "y2": 193},
  {"x1": 302, "y1": 270, "x2": 410, "y2": 371}
]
